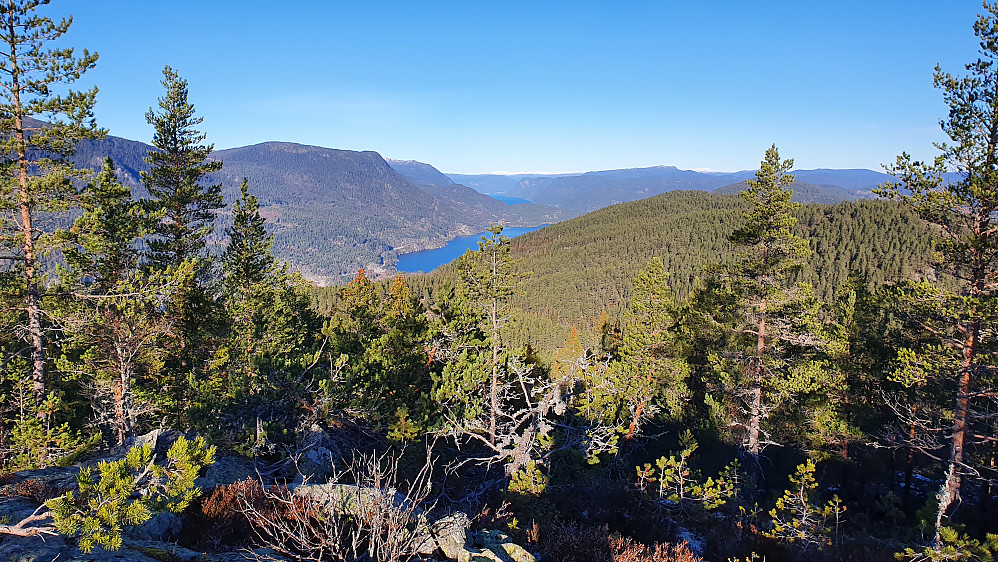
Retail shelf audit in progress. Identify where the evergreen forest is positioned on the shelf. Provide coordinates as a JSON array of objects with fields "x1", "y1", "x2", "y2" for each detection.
[{"x1": 2, "y1": 2, "x2": 998, "y2": 562}]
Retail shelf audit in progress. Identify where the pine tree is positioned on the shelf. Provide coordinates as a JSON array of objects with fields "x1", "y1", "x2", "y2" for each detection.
[
  {"x1": 455, "y1": 223, "x2": 520, "y2": 444},
  {"x1": 705, "y1": 146, "x2": 834, "y2": 460},
  {"x1": 0, "y1": 0, "x2": 101, "y2": 408},
  {"x1": 60, "y1": 158, "x2": 179, "y2": 444},
  {"x1": 875, "y1": 4, "x2": 998, "y2": 543},
  {"x1": 616, "y1": 258, "x2": 690, "y2": 431}
]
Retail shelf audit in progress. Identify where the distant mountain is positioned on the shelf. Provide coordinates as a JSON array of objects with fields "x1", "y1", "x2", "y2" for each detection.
[
  {"x1": 446, "y1": 172, "x2": 570, "y2": 197},
  {"x1": 71, "y1": 136, "x2": 576, "y2": 283},
  {"x1": 447, "y1": 167, "x2": 754, "y2": 211},
  {"x1": 712, "y1": 180, "x2": 872, "y2": 204},
  {"x1": 446, "y1": 166, "x2": 906, "y2": 212},
  {"x1": 388, "y1": 159, "x2": 577, "y2": 230},
  {"x1": 792, "y1": 168, "x2": 893, "y2": 190},
  {"x1": 386, "y1": 159, "x2": 454, "y2": 186},
  {"x1": 524, "y1": 167, "x2": 757, "y2": 210},
  {"x1": 73, "y1": 134, "x2": 155, "y2": 191}
]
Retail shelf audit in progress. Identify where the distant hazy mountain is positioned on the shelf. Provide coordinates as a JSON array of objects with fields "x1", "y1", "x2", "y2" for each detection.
[
  {"x1": 387, "y1": 159, "x2": 575, "y2": 223},
  {"x1": 449, "y1": 166, "x2": 755, "y2": 211},
  {"x1": 792, "y1": 168, "x2": 893, "y2": 190},
  {"x1": 712, "y1": 180, "x2": 872, "y2": 204},
  {"x1": 447, "y1": 166, "x2": 903, "y2": 212},
  {"x1": 71, "y1": 136, "x2": 575, "y2": 283},
  {"x1": 446, "y1": 173, "x2": 522, "y2": 195}
]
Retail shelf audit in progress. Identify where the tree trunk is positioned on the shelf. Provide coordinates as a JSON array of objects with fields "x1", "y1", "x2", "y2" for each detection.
[
  {"x1": 904, "y1": 409, "x2": 917, "y2": 510},
  {"x1": 489, "y1": 295, "x2": 499, "y2": 445},
  {"x1": 8, "y1": 38, "x2": 45, "y2": 411},
  {"x1": 935, "y1": 323, "x2": 977, "y2": 544},
  {"x1": 115, "y1": 355, "x2": 135, "y2": 446},
  {"x1": 747, "y1": 300, "x2": 765, "y2": 457},
  {"x1": 625, "y1": 399, "x2": 646, "y2": 441}
]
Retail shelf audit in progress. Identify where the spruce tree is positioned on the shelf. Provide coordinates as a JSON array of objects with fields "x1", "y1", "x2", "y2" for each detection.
[
  {"x1": 876, "y1": 4, "x2": 998, "y2": 543},
  {"x1": 218, "y1": 179, "x2": 321, "y2": 443},
  {"x1": 221, "y1": 178, "x2": 275, "y2": 398},
  {"x1": 143, "y1": 65, "x2": 223, "y2": 270},
  {"x1": 141, "y1": 66, "x2": 223, "y2": 419},
  {"x1": 222, "y1": 179, "x2": 273, "y2": 293},
  {"x1": 0, "y1": 0, "x2": 101, "y2": 408},
  {"x1": 64, "y1": 159, "x2": 148, "y2": 292}
]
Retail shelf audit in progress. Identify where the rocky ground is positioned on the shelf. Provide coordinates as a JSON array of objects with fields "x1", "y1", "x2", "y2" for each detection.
[{"x1": 0, "y1": 429, "x2": 537, "y2": 562}]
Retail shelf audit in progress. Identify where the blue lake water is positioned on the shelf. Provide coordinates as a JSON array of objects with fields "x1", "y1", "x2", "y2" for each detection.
[
  {"x1": 397, "y1": 226, "x2": 545, "y2": 273},
  {"x1": 490, "y1": 195, "x2": 532, "y2": 205}
]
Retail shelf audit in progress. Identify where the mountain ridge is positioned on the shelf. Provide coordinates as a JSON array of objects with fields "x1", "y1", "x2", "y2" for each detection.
[
  {"x1": 71, "y1": 135, "x2": 576, "y2": 283},
  {"x1": 445, "y1": 165, "x2": 898, "y2": 211}
]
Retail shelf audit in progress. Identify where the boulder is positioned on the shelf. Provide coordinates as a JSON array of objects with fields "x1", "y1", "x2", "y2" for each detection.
[
  {"x1": 292, "y1": 424, "x2": 344, "y2": 484},
  {"x1": 195, "y1": 454, "x2": 258, "y2": 490},
  {"x1": 125, "y1": 510, "x2": 183, "y2": 541},
  {"x1": 112, "y1": 428, "x2": 189, "y2": 461},
  {"x1": 451, "y1": 528, "x2": 536, "y2": 562},
  {"x1": 412, "y1": 511, "x2": 470, "y2": 557},
  {"x1": 294, "y1": 482, "x2": 415, "y2": 518},
  {"x1": 432, "y1": 511, "x2": 471, "y2": 558}
]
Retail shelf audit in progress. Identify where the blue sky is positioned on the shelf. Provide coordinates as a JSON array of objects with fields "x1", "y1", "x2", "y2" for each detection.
[{"x1": 61, "y1": 1, "x2": 980, "y2": 174}]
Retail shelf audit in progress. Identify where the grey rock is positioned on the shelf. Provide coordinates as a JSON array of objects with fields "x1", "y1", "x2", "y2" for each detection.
[
  {"x1": 0, "y1": 496, "x2": 47, "y2": 524},
  {"x1": 195, "y1": 454, "x2": 258, "y2": 490},
  {"x1": 0, "y1": 533, "x2": 74, "y2": 562},
  {"x1": 430, "y1": 512, "x2": 470, "y2": 558},
  {"x1": 6, "y1": 466, "x2": 80, "y2": 489},
  {"x1": 125, "y1": 511, "x2": 183, "y2": 542},
  {"x1": 292, "y1": 424, "x2": 344, "y2": 484},
  {"x1": 295, "y1": 482, "x2": 415, "y2": 518},
  {"x1": 412, "y1": 510, "x2": 470, "y2": 557},
  {"x1": 450, "y1": 528, "x2": 535, "y2": 562}
]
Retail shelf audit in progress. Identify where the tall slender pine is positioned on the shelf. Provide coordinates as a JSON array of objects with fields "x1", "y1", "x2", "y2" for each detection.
[
  {"x1": 0, "y1": 0, "x2": 101, "y2": 408},
  {"x1": 877, "y1": 4, "x2": 998, "y2": 544}
]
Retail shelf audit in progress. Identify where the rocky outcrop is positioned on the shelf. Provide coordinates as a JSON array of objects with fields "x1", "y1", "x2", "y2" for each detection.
[
  {"x1": 418, "y1": 512, "x2": 470, "y2": 558},
  {"x1": 291, "y1": 481, "x2": 535, "y2": 562},
  {"x1": 295, "y1": 481, "x2": 414, "y2": 516}
]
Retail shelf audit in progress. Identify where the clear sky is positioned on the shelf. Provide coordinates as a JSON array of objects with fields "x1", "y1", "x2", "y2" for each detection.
[{"x1": 59, "y1": 1, "x2": 981, "y2": 174}]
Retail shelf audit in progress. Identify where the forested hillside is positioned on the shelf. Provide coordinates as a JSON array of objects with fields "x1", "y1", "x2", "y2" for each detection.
[
  {"x1": 386, "y1": 158, "x2": 455, "y2": 185},
  {"x1": 405, "y1": 191, "x2": 938, "y2": 353},
  {"x1": 712, "y1": 179, "x2": 870, "y2": 204}
]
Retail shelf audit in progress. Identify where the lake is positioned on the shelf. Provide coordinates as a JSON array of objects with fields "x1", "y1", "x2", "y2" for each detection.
[
  {"x1": 396, "y1": 225, "x2": 545, "y2": 273},
  {"x1": 490, "y1": 195, "x2": 532, "y2": 205}
]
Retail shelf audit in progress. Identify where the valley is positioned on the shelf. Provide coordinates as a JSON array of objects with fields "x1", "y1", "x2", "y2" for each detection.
[{"x1": 71, "y1": 127, "x2": 903, "y2": 284}]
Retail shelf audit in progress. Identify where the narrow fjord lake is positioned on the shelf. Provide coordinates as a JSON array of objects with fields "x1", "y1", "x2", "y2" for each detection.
[{"x1": 396, "y1": 225, "x2": 545, "y2": 273}]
